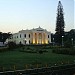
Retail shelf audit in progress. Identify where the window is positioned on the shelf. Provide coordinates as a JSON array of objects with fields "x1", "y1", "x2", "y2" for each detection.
[
  {"x1": 20, "y1": 41, "x2": 21, "y2": 44},
  {"x1": 29, "y1": 34, "x2": 30, "y2": 38},
  {"x1": 20, "y1": 34, "x2": 21, "y2": 38},
  {"x1": 17, "y1": 36, "x2": 18, "y2": 38},
  {"x1": 25, "y1": 40, "x2": 26, "y2": 44},
  {"x1": 48, "y1": 35, "x2": 49, "y2": 38},
  {"x1": 29, "y1": 40, "x2": 30, "y2": 44},
  {"x1": 24, "y1": 34, "x2": 26, "y2": 38}
]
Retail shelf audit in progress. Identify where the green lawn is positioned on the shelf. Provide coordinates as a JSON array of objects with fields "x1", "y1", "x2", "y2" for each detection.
[{"x1": 0, "y1": 46, "x2": 75, "y2": 70}]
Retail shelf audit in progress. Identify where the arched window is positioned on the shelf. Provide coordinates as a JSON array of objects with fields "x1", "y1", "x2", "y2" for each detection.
[
  {"x1": 20, "y1": 34, "x2": 21, "y2": 38},
  {"x1": 24, "y1": 34, "x2": 26, "y2": 38},
  {"x1": 29, "y1": 40, "x2": 30, "y2": 44},
  {"x1": 48, "y1": 35, "x2": 49, "y2": 38},
  {"x1": 29, "y1": 34, "x2": 30, "y2": 38},
  {"x1": 25, "y1": 40, "x2": 26, "y2": 44},
  {"x1": 17, "y1": 36, "x2": 18, "y2": 38},
  {"x1": 20, "y1": 41, "x2": 21, "y2": 44}
]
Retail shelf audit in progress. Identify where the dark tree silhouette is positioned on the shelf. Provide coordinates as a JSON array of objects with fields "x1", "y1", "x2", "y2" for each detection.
[
  {"x1": 55, "y1": 1, "x2": 65, "y2": 45},
  {"x1": 64, "y1": 29, "x2": 75, "y2": 47},
  {"x1": 0, "y1": 32, "x2": 12, "y2": 43}
]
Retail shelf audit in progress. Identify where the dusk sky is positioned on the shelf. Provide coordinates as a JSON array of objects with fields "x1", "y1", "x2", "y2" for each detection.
[{"x1": 0, "y1": 0, "x2": 74, "y2": 33}]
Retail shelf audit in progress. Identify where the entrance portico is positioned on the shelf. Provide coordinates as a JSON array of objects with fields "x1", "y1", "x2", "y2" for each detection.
[{"x1": 32, "y1": 31, "x2": 48, "y2": 44}]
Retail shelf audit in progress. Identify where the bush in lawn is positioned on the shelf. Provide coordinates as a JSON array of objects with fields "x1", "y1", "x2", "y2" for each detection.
[
  {"x1": 39, "y1": 50, "x2": 43, "y2": 54},
  {"x1": 68, "y1": 48, "x2": 75, "y2": 55},
  {"x1": 0, "y1": 47, "x2": 8, "y2": 52},
  {"x1": 20, "y1": 49, "x2": 37, "y2": 53},
  {"x1": 52, "y1": 48, "x2": 75, "y2": 55},
  {"x1": 8, "y1": 42, "x2": 17, "y2": 49},
  {"x1": 64, "y1": 41, "x2": 72, "y2": 48},
  {"x1": 18, "y1": 43, "x2": 24, "y2": 47}
]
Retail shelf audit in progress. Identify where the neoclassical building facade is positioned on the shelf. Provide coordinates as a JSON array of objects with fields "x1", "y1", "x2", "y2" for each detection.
[{"x1": 7, "y1": 27, "x2": 51, "y2": 45}]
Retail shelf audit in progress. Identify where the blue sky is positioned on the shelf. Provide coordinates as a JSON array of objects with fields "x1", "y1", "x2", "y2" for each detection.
[{"x1": 0, "y1": 0, "x2": 74, "y2": 33}]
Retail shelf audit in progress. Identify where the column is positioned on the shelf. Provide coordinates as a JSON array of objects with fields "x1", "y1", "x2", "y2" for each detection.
[
  {"x1": 33, "y1": 33, "x2": 35, "y2": 44},
  {"x1": 42, "y1": 33, "x2": 44, "y2": 44},
  {"x1": 35, "y1": 33, "x2": 37, "y2": 44},
  {"x1": 43, "y1": 33, "x2": 45, "y2": 44},
  {"x1": 45, "y1": 33, "x2": 48, "y2": 44},
  {"x1": 37, "y1": 33, "x2": 38, "y2": 44}
]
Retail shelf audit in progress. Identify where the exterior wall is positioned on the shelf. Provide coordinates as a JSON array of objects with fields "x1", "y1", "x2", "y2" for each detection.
[
  {"x1": 7, "y1": 27, "x2": 51, "y2": 45},
  {"x1": 11, "y1": 31, "x2": 32, "y2": 45}
]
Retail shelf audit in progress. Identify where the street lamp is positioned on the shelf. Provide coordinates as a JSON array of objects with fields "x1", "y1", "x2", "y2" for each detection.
[
  {"x1": 62, "y1": 36, "x2": 64, "y2": 47},
  {"x1": 71, "y1": 38, "x2": 73, "y2": 46}
]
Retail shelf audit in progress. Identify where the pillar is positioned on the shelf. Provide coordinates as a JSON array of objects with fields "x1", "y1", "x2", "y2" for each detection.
[{"x1": 33, "y1": 33, "x2": 35, "y2": 44}]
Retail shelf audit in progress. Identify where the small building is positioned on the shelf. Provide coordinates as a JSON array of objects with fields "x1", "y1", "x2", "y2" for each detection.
[{"x1": 7, "y1": 27, "x2": 51, "y2": 45}]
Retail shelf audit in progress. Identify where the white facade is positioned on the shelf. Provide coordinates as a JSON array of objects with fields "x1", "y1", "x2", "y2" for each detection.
[{"x1": 7, "y1": 27, "x2": 51, "y2": 45}]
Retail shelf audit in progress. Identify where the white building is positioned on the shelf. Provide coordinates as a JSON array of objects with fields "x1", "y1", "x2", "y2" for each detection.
[{"x1": 7, "y1": 27, "x2": 51, "y2": 45}]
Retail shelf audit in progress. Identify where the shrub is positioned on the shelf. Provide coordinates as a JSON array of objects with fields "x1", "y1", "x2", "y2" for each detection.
[
  {"x1": 64, "y1": 41, "x2": 72, "y2": 48},
  {"x1": 52, "y1": 48, "x2": 75, "y2": 55},
  {"x1": 0, "y1": 47, "x2": 8, "y2": 52},
  {"x1": 8, "y1": 42, "x2": 17, "y2": 49},
  {"x1": 39, "y1": 50, "x2": 43, "y2": 54}
]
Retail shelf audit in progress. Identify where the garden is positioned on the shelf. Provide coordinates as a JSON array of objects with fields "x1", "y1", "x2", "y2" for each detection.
[{"x1": 0, "y1": 45, "x2": 75, "y2": 71}]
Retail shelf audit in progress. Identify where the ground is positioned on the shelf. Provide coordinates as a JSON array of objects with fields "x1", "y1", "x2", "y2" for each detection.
[{"x1": 0, "y1": 46, "x2": 75, "y2": 70}]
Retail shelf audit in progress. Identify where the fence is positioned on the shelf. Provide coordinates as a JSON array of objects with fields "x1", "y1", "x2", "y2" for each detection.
[{"x1": 0, "y1": 63, "x2": 75, "y2": 75}]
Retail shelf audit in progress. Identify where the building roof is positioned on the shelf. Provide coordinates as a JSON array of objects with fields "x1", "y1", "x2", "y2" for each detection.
[
  {"x1": 12, "y1": 26, "x2": 51, "y2": 34},
  {"x1": 31, "y1": 26, "x2": 47, "y2": 31}
]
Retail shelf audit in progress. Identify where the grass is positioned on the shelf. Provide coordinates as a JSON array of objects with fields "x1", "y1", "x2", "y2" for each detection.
[{"x1": 0, "y1": 46, "x2": 75, "y2": 70}]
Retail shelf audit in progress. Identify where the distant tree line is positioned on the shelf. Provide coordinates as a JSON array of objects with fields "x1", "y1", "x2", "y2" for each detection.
[
  {"x1": 51, "y1": 29, "x2": 75, "y2": 47},
  {"x1": 64, "y1": 29, "x2": 75, "y2": 47},
  {"x1": 52, "y1": 47, "x2": 75, "y2": 55}
]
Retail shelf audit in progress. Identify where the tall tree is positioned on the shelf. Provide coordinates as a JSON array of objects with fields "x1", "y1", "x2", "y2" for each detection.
[{"x1": 55, "y1": 1, "x2": 65, "y2": 45}]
